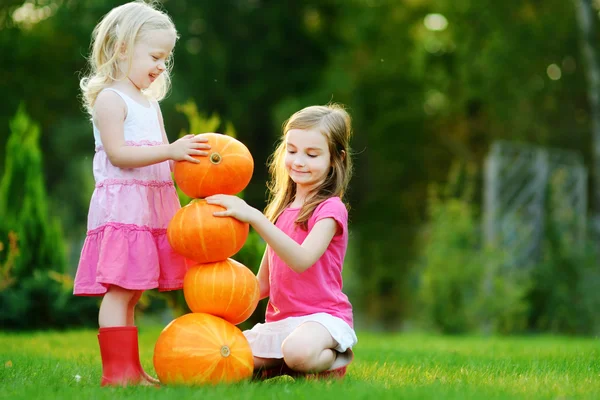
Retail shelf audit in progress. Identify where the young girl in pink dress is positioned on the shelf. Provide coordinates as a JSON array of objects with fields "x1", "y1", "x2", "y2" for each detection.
[
  {"x1": 74, "y1": 1, "x2": 209, "y2": 386},
  {"x1": 206, "y1": 104, "x2": 358, "y2": 379}
]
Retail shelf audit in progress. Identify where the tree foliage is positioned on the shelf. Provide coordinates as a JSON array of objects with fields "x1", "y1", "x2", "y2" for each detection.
[{"x1": 0, "y1": 105, "x2": 97, "y2": 330}]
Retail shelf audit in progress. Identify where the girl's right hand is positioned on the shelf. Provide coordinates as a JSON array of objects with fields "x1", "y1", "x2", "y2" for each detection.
[{"x1": 169, "y1": 134, "x2": 211, "y2": 163}]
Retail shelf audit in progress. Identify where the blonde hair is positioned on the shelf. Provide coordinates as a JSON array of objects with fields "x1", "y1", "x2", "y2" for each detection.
[
  {"x1": 79, "y1": 1, "x2": 178, "y2": 115},
  {"x1": 264, "y1": 103, "x2": 353, "y2": 229}
]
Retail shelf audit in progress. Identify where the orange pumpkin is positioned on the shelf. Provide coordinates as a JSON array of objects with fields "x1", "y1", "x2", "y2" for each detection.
[
  {"x1": 167, "y1": 199, "x2": 249, "y2": 264},
  {"x1": 184, "y1": 259, "x2": 260, "y2": 325},
  {"x1": 174, "y1": 133, "x2": 254, "y2": 199},
  {"x1": 153, "y1": 313, "x2": 254, "y2": 385}
]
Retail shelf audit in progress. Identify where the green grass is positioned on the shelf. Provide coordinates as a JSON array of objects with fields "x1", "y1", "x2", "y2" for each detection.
[{"x1": 1, "y1": 328, "x2": 599, "y2": 399}]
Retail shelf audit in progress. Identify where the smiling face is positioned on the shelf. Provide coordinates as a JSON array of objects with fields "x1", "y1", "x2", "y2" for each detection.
[
  {"x1": 284, "y1": 128, "x2": 332, "y2": 192},
  {"x1": 125, "y1": 29, "x2": 176, "y2": 91}
]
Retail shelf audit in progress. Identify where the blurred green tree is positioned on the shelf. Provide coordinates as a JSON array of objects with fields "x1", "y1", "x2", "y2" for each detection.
[
  {"x1": 0, "y1": 104, "x2": 97, "y2": 330},
  {"x1": 0, "y1": 103, "x2": 66, "y2": 279}
]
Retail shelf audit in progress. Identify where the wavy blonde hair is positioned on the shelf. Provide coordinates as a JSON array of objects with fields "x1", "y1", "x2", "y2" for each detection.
[
  {"x1": 264, "y1": 103, "x2": 353, "y2": 229},
  {"x1": 79, "y1": 1, "x2": 178, "y2": 115}
]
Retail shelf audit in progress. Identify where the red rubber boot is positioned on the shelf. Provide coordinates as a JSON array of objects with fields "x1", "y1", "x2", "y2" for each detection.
[{"x1": 97, "y1": 326, "x2": 160, "y2": 386}]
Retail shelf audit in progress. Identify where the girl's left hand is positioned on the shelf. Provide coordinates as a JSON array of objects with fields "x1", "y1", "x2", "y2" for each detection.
[{"x1": 205, "y1": 194, "x2": 255, "y2": 223}]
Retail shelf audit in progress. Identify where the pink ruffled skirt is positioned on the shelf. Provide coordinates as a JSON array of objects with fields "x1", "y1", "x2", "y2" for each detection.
[{"x1": 74, "y1": 143, "x2": 190, "y2": 296}]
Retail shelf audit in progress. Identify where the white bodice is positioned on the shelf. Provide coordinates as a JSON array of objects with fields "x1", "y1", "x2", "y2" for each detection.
[{"x1": 93, "y1": 88, "x2": 163, "y2": 147}]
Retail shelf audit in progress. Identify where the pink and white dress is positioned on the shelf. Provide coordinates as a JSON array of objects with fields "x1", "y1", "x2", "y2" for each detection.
[{"x1": 74, "y1": 88, "x2": 189, "y2": 296}]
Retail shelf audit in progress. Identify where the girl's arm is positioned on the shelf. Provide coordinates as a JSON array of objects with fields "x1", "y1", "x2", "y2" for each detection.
[
  {"x1": 95, "y1": 91, "x2": 209, "y2": 169},
  {"x1": 205, "y1": 195, "x2": 337, "y2": 274},
  {"x1": 251, "y1": 212, "x2": 337, "y2": 273},
  {"x1": 256, "y1": 248, "x2": 270, "y2": 299}
]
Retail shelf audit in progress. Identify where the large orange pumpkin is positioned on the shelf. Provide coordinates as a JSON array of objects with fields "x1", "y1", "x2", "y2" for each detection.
[
  {"x1": 153, "y1": 313, "x2": 254, "y2": 385},
  {"x1": 174, "y1": 133, "x2": 254, "y2": 199},
  {"x1": 184, "y1": 259, "x2": 260, "y2": 325},
  {"x1": 167, "y1": 199, "x2": 249, "y2": 264}
]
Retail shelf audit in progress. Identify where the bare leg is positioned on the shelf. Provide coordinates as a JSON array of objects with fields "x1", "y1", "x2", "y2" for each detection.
[
  {"x1": 99, "y1": 285, "x2": 136, "y2": 327},
  {"x1": 126, "y1": 291, "x2": 143, "y2": 327},
  {"x1": 281, "y1": 322, "x2": 337, "y2": 373}
]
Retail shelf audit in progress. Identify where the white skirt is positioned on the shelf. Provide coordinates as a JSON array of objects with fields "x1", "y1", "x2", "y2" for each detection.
[{"x1": 243, "y1": 312, "x2": 358, "y2": 359}]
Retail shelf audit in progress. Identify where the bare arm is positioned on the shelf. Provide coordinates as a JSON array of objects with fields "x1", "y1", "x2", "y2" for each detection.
[
  {"x1": 94, "y1": 91, "x2": 209, "y2": 169},
  {"x1": 249, "y1": 210, "x2": 337, "y2": 273},
  {"x1": 256, "y1": 248, "x2": 270, "y2": 299},
  {"x1": 205, "y1": 195, "x2": 337, "y2": 273}
]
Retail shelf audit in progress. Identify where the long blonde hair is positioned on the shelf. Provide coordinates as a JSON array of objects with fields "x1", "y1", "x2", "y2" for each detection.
[
  {"x1": 79, "y1": 1, "x2": 177, "y2": 115},
  {"x1": 264, "y1": 103, "x2": 353, "y2": 229}
]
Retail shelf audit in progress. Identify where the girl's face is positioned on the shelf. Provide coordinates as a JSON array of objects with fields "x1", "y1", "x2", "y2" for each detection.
[
  {"x1": 284, "y1": 128, "x2": 331, "y2": 191},
  {"x1": 125, "y1": 29, "x2": 176, "y2": 90}
]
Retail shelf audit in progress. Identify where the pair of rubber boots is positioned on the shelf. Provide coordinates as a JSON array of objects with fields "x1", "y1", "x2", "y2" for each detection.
[{"x1": 97, "y1": 326, "x2": 159, "y2": 387}]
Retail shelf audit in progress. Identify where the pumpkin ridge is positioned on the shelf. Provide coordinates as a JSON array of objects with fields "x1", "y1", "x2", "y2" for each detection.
[
  {"x1": 225, "y1": 161, "x2": 245, "y2": 187},
  {"x1": 193, "y1": 268, "x2": 201, "y2": 310},
  {"x1": 204, "y1": 318, "x2": 225, "y2": 345},
  {"x1": 233, "y1": 268, "x2": 247, "y2": 320},
  {"x1": 222, "y1": 263, "x2": 230, "y2": 311},
  {"x1": 219, "y1": 138, "x2": 235, "y2": 154},
  {"x1": 204, "y1": 326, "x2": 226, "y2": 349},
  {"x1": 187, "y1": 318, "x2": 221, "y2": 347},
  {"x1": 218, "y1": 359, "x2": 228, "y2": 382},
  {"x1": 197, "y1": 356, "x2": 222, "y2": 381},
  {"x1": 233, "y1": 219, "x2": 245, "y2": 256},
  {"x1": 184, "y1": 207, "x2": 195, "y2": 253},
  {"x1": 236, "y1": 287, "x2": 257, "y2": 321},
  {"x1": 195, "y1": 165, "x2": 210, "y2": 197},
  {"x1": 224, "y1": 261, "x2": 236, "y2": 315},
  {"x1": 171, "y1": 345, "x2": 212, "y2": 355},
  {"x1": 196, "y1": 203, "x2": 208, "y2": 261},
  {"x1": 177, "y1": 211, "x2": 191, "y2": 257},
  {"x1": 227, "y1": 220, "x2": 237, "y2": 258},
  {"x1": 225, "y1": 153, "x2": 254, "y2": 163},
  {"x1": 230, "y1": 353, "x2": 254, "y2": 370},
  {"x1": 211, "y1": 263, "x2": 217, "y2": 302}
]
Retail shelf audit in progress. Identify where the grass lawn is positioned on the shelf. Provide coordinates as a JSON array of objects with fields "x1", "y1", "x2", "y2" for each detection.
[{"x1": 1, "y1": 327, "x2": 599, "y2": 399}]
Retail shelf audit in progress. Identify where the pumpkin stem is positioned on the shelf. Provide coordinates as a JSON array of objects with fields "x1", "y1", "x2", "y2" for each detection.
[
  {"x1": 220, "y1": 345, "x2": 231, "y2": 357},
  {"x1": 210, "y1": 152, "x2": 222, "y2": 164}
]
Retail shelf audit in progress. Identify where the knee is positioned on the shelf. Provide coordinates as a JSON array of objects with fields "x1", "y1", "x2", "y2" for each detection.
[
  {"x1": 281, "y1": 339, "x2": 315, "y2": 372},
  {"x1": 128, "y1": 291, "x2": 143, "y2": 307},
  {"x1": 106, "y1": 286, "x2": 136, "y2": 303}
]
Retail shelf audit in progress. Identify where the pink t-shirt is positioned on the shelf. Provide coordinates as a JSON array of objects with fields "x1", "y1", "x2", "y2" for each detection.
[{"x1": 265, "y1": 197, "x2": 354, "y2": 327}]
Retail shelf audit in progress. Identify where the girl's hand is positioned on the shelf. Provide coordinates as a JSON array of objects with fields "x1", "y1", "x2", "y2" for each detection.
[
  {"x1": 205, "y1": 194, "x2": 257, "y2": 223},
  {"x1": 169, "y1": 134, "x2": 211, "y2": 163}
]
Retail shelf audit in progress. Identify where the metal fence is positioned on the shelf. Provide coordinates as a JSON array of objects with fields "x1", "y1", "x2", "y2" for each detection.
[{"x1": 483, "y1": 140, "x2": 587, "y2": 268}]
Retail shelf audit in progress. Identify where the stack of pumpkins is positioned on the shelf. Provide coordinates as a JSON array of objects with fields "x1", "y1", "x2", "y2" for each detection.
[{"x1": 153, "y1": 133, "x2": 259, "y2": 385}]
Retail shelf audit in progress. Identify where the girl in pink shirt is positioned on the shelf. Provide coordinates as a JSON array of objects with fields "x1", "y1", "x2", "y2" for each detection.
[{"x1": 206, "y1": 104, "x2": 358, "y2": 379}]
